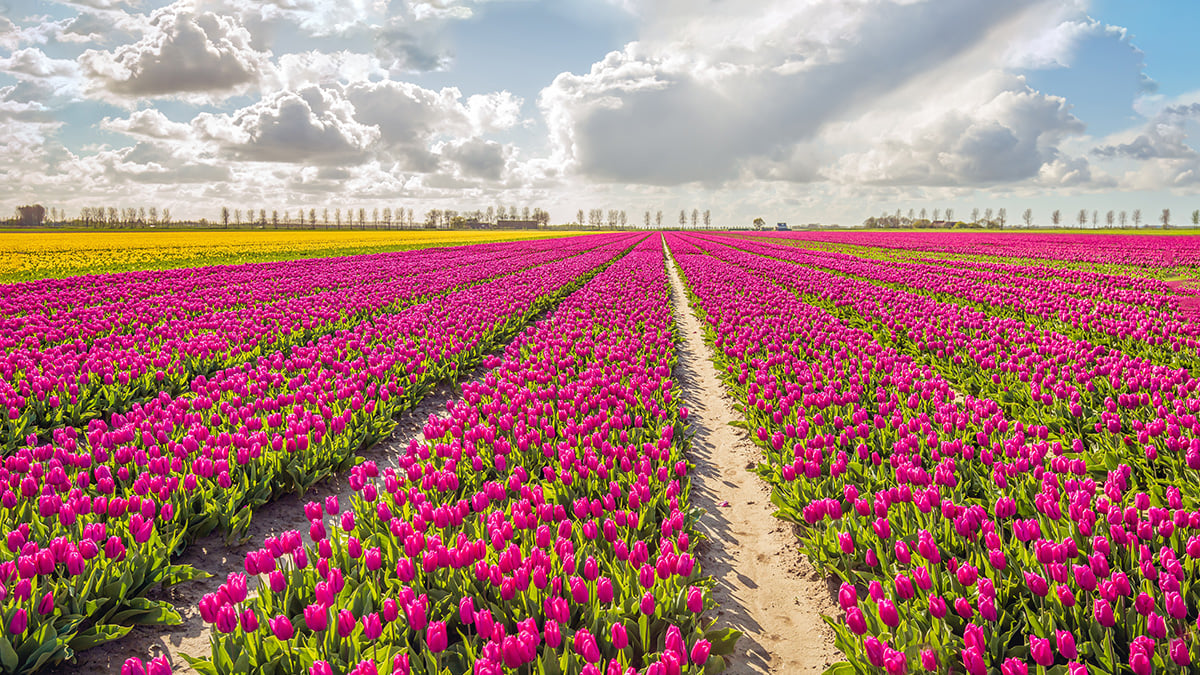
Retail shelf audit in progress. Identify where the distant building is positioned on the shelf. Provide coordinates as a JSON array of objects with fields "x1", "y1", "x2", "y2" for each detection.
[
  {"x1": 496, "y1": 219, "x2": 538, "y2": 230},
  {"x1": 775, "y1": 222, "x2": 789, "y2": 231}
]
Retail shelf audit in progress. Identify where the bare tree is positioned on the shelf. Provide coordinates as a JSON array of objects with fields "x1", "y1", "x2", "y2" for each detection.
[
  {"x1": 1132, "y1": 209, "x2": 1142, "y2": 228},
  {"x1": 1077, "y1": 209, "x2": 1088, "y2": 227},
  {"x1": 971, "y1": 207, "x2": 980, "y2": 223},
  {"x1": 1051, "y1": 209, "x2": 1061, "y2": 226},
  {"x1": 691, "y1": 208, "x2": 699, "y2": 228},
  {"x1": 619, "y1": 210, "x2": 627, "y2": 228},
  {"x1": 607, "y1": 210, "x2": 618, "y2": 229},
  {"x1": 15, "y1": 205, "x2": 45, "y2": 227},
  {"x1": 310, "y1": 208, "x2": 317, "y2": 228},
  {"x1": 272, "y1": 210, "x2": 279, "y2": 228},
  {"x1": 997, "y1": 208, "x2": 1006, "y2": 228},
  {"x1": 932, "y1": 208, "x2": 941, "y2": 221},
  {"x1": 944, "y1": 208, "x2": 954, "y2": 221},
  {"x1": 655, "y1": 211, "x2": 663, "y2": 228},
  {"x1": 221, "y1": 206, "x2": 230, "y2": 228},
  {"x1": 919, "y1": 207, "x2": 928, "y2": 220},
  {"x1": 1106, "y1": 210, "x2": 1115, "y2": 228},
  {"x1": 1091, "y1": 210, "x2": 1098, "y2": 228},
  {"x1": 703, "y1": 209, "x2": 711, "y2": 229},
  {"x1": 1161, "y1": 208, "x2": 1171, "y2": 228},
  {"x1": 1192, "y1": 209, "x2": 1199, "y2": 226},
  {"x1": 358, "y1": 208, "x2": 366, "y2": 229},
  {"x1": 576, "y1": 209, "x2": 584, "y2": 226},
  {"x1": 679, "y1": 210, "x2": 686, "y2": 228},
  {"x1": 161, "y1": 208, "x2": 170, "y2": 226},
  {"x1": 1119, "y1": 210, "x2": 1127, "y2": 227},
  {"x1": 1022, "y1": 208, "x2": 1033, "y2": 227},
  {"x1": 644, "y1": 211, "x2": 651, "y2": 229}
]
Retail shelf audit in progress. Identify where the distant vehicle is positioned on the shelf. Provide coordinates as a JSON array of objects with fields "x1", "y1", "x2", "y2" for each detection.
[{"x1": 776, "y1": 222, "x2": 789, "y2": 231}]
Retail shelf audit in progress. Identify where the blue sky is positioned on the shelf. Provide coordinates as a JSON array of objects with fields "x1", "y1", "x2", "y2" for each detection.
[{"x1": 2, "y1": 0, "x2": 1200, "y2": 226}]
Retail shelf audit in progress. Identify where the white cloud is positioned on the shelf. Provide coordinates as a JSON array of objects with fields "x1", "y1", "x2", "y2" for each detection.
[
  {"x1": 193, "y1": 85, "x2": 379, "y2": 164},
  {"x1": 539, "y1": 0, "x2": 1088, "y2": 187},
  {"x1": 79, "y1": 2, "x2": 272, "y2": 101},
  {"x1": 100, "y1": 108, "x2": 193, "y2": 139}
]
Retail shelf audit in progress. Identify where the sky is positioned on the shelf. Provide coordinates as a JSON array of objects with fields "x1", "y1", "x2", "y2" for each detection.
[{"x1": 3, "y1": 0, "x2": 1200, "y2": 227}]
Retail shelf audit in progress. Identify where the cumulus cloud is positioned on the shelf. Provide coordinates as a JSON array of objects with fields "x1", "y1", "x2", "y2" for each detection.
[
  {"x1": 194, "y1": 85, "x2": 379, "y2": 164},
  {"x1": 80, "y1": 3, "x2": 272, "y2": 100},
  {"x1": 540, "y1": 0, "x2": 1080, "y2": 186},
  {"x1": 439, "y1": 137, "x2": 507, "y2": 180},
  {"x1": 1093, "y1": 103, "x2": 1200, "y2": 160},
  {"x1": 101, "y1": 109, "x2": 193, "y2": 139},
  {"x1": 832, "y1": 73, "x2": 1085, "y2": 186}
]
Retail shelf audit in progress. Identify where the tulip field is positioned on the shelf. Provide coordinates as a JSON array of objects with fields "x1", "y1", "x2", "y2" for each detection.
[{"x1": 4, "y1": 229, "x2": 1200, "y2": 675}]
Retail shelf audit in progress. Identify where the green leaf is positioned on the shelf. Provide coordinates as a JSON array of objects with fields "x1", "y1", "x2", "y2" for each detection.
[
  {"x1": 822, "y1": 663, "x2": 860, "y2": 675},
  {"x1": 68, "y1": 624, "x2": 133, "y2": 652},
  {"x1": 704, "y1": 627, "x2": 741, "y2": 656},
  {"x1": 181, "y1": 652, "x2": 220, "y2": 675},
  {"x1": 0, "y1": 635, "x2": 17, "y2": 673}
]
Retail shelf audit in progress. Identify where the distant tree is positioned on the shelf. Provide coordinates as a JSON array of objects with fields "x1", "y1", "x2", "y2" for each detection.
[
  {"x1": 644, "y1": 211, "x2": 651, "y2": 229},
  {"x1": 1022, "y1": 208, "x2": 1033, "y2": 227},
  {"x1": 607, "y1": 210, "x2": 618, "y2": 229},
  {"x1": 703, "y1": 209, "x2": 711, "y2": 229},
  {"x1": 971, "y1": 207, "x2": 980, "y2": 223},
  {"x1": 1132, "y1": 209, "x2": 1142, "y2": 227},
  {"x1": 691, "y1": 208, "x2": 699, "y2": 228},
  {"x1": 1161, "y1": 208, "x2": 1171, "y2": 228},
  {"x1": 619, "y1": 210, "x2": 627, "y2": 228},
  {"x1": 310, "y1": 208, "x2": 317, "y2": 228},
  {"x1": 588, "y1": 209, "x2": 603, "y2": 228},
  {"x1": 372, "y1": 208, "x2": 379, "y2": 228},
  {"x1": 148, "y1": 206, "x2": 158, "y2": 226},
  {"x1": 221, "y1": 206, "x2": 230, "y2": 228},
  {"x1": 382, "y1": 207, "x2": 392, "y2": 228},
  {"x1": 1192, "y1": 209, "x2": 1199, "y2": 226},
  {"x1": 907, "y1": 208, "x2": 915, "y2": 221},
  {"x1": 1051, "y1": 209, "x2": 1061, "y2": 226},
  {"x1": 335, "y1": 208, "x2": 342, "y2": 228},
  {"x1": 932, "y1": 208, "x2": 941, "y2": 221},
  {"x1": 983, "y1": 208, "x2": 993, "y2": 225},
  {"x1": 753, "y1": 217, "x2": 765, "y2": 231},
  {"x1": 259, "y1": 209, "x2": 267, "y2": 227},
  {"x1": 679, "y1": 210, "x2": 686, "y2": 228},
  {"x1": 655, "y1": 211, "x2": 663, "y2": 228},
  {"x1": 919, "y1": 208, "x2": 928, "y2": 220},
  {"x1": 1119, "y1": 210, "x2": 1127, "y2": 227},
  {"x1": 576, "y1": 209, "x2": 584, "y2": 226},
  {"x1": 1077, "y1": 209, "x2": 1088, "y2": 227},
  {"x1": 1106, "y1": 210, "x2": 1114, "y2": 228},
  {"x1": 161, "y1": 208, "x2": 170, "y2": 225},
  {"x1": 523, "y1": 206, "x2": 531, "y2": 221},
  {"x1": 945, "y1": 208, "x2": 954, "y2": 221},
  {"x1": 16, "y1": 204, "x2": 45, "y2": 227},
  {"x1": 1091, "y1": 210, "x2": 1098, "y2": 228},
  {"x1": 358, "y1": 208, "x2": 366, "y2": 229},
  {"x1": 272, "y1": 210, "x2": 279, "y2": 229}
]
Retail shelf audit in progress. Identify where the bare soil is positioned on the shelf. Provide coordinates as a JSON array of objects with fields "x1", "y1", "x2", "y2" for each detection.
[{"x1": 665, "y1": 245, "x2": 841, "y2": 675}]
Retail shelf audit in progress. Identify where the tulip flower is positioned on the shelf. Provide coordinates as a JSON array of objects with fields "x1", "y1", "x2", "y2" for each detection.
[{"x1": 426, "y1": 621, "x2": 448, "y2": 653}]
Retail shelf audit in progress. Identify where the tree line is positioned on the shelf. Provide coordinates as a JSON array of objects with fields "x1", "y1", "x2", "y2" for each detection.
[{"x1": 866, "y1": 207, "x2": 1193, "y2": 229}]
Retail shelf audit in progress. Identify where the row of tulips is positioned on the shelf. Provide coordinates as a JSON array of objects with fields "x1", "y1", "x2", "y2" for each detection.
[
  {"x1": 716, "y1": 235, "x2": 1200, "y2": 365},
  {"x1": 189, "y1": 234, "x2": 737, "y2": 675},
  {"x1": 0, "y1": 235, "x2": 637, "y2": 673},
  {"x1": 669, "y1": 232, "x2": 1200, "y2": 675},
  {"x1": 1, "y1": 237, "x2": 613, "y2": 451},
  {"x1": 755, "y1": 231, "x2": 1200, "y2": 271}
]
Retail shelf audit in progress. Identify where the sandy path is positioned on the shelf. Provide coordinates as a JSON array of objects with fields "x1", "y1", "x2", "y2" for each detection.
[{"x1": 664, "y1": 243, "x2": 841, "y2": 675}]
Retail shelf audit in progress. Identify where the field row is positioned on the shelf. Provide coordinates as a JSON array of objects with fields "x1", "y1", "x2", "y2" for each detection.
[{"x1": 671, "y1": 233, "x2": 1200, "y2": 675}]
